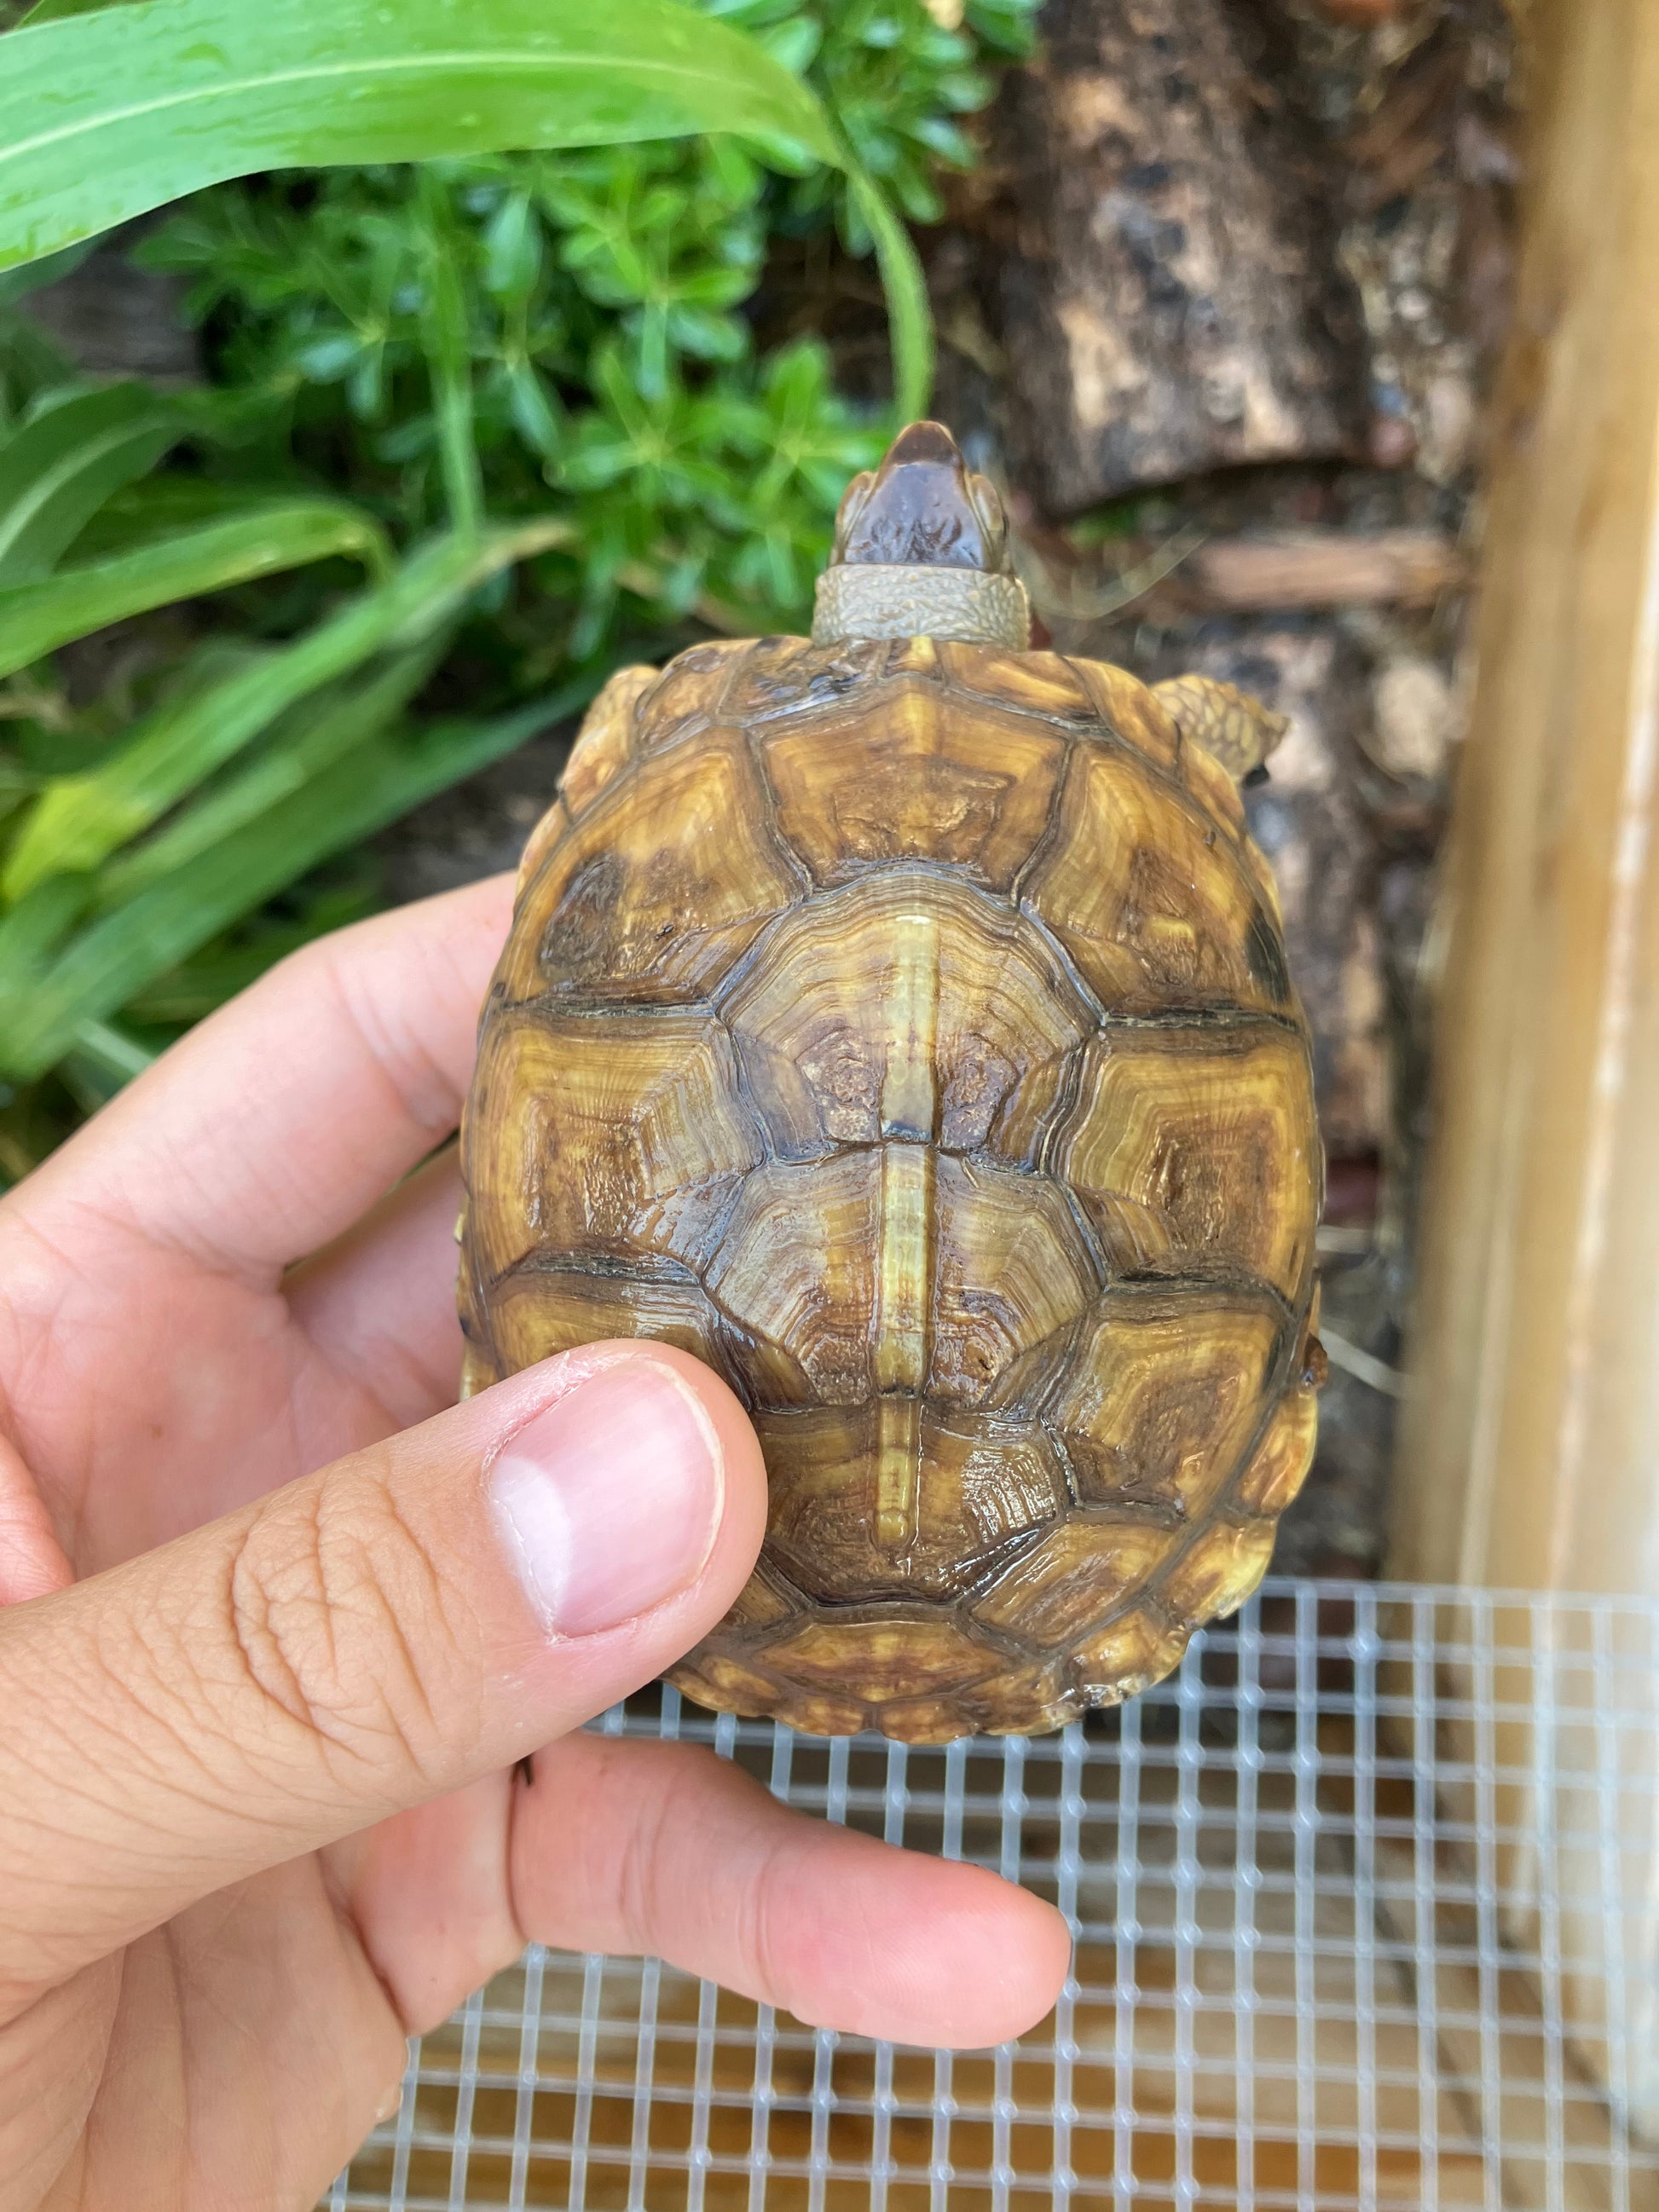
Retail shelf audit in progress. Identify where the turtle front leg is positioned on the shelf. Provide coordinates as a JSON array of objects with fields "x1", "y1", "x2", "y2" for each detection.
[{"x1": 1152, "y1": 673, "x2": 1289, "y2": 782}]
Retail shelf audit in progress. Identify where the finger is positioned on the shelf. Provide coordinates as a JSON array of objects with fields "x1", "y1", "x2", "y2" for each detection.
[
  {"x1": 0, "y1": 1434, "x2": 72, "y2": 1608},
  {"x1": 0, "y1": 1344, "x2": 765, "y2": 1996},
  {"x1": 508, "y1": 1735, "x2": 1072, "y2": 2047},
  {"x1": 12, "y1": 875, "x2": 514, "y2": 1285},
  {"x1": 285, "y1": 1146, "x2": 466, "y2": 1430},
  {"x1": 332, "y1": 1739, "x2": 1071, "y2": 2053}
]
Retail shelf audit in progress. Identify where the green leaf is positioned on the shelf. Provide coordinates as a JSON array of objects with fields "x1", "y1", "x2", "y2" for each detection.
[
  {"x1": 0, "y1": 500, "x2": 391, "y2": 684},
  {"x1": 0, "y1": 0, "x2": 841, "y2": 274},
  {"x1": 0, "y1": 381, "x2": 182, "y2": 586},
  {"x1": 97, "y1": 638, "x2": 448, "y2": 900},
  {"x1": 0, "y1": 679, "x2": 598, "y2": 1078},
  {"x1": 15, "y1": 2, "x2": 138, "y2": 23},
  {"x1": 847, "y1": 165, "x2": 934, "y2": 424},
  {"x1": 1, "y1": 516, "x2": 567, "y2": 897},
  {"x1": 414, "y1": 168, "x2": 483, "y2": 535}
]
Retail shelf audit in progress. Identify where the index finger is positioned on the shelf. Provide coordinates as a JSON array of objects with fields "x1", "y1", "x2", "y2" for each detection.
[{"x1": 14, "y1": 874, "x2": 515, "y2": 1284}]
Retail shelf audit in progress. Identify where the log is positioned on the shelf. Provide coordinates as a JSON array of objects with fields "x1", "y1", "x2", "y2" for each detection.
[
  {"x1": 1187, "y1": 528, "x2": 1465, "y2": 611},
  {"x1": 998, "y1": 0, "x2": 1368, "y2": 513},
  {"x1": 1391, "y1": 0, "x2": 1659, "y2": 2133}
]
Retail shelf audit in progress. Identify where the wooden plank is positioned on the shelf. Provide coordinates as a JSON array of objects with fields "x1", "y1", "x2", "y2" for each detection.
[{"x1": 1390, "y1": 0, "x2": 1659, "y2": 1604}]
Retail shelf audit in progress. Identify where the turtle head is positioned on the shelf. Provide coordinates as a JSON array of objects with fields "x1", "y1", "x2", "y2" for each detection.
[{"x1": 812, "y1": 420, "x2": 1031, "y2": 650}]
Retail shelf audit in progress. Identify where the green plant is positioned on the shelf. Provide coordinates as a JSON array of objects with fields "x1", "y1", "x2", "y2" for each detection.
[{"x1": 0, "y1": 0, "x2": 1035, "y2": 1181}]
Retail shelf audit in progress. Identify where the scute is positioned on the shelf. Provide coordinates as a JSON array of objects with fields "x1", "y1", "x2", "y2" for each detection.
[
  {"x1": 929, "y1": 1158, "x2": 1097, "y2": 1406},
  {"x1": 1051, "y1": 1025, "x2": 1319, "y2": 1299},
  {"x1": 482, "y1": 1265, "x2": 718, "y2": 1379},
  {"x1": 763, "y1": 679, "x2": 1065, "y2": 887},
  {"x1": 1046, "y1": 1293, "x2": 1283, "y2": 1516},
  {"x1": 720, "y1": 875, "x2": 1090, "y2": 1160},
  {"x1": 765, "y1": 1614, "x2": 1002, "y2": 1701},
  {"x1": 758, "y1": 1403, "x2": 1066, "y2": 1602},
  {"x1": 464, "y1": 1009, "x2": 760, "y2": 1284},
  {"x1": 463, "y1": 621, "x2": 1323, "y2": 1742},
  {"x1": 1021, "y1": 739, "x2": 1290, "y2": 1017},
  {"x1": 703, "y1": 1152, "x2": 882, "y2": 1406},
  {"x1": 972, "y1": 1515, "x2": 1179, "y2": 1646},
  {"x1": 500, "y1": 728, "x2": 802, "y2": 1006}
]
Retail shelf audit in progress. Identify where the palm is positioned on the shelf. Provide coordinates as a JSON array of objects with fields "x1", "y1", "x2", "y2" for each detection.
[
  {"x1": 23, "y1": 1228, "x2": 434, "y2": 1570},
  {"x1": 0, "y1": 882, "x2": 1068, "y2": 2212}
]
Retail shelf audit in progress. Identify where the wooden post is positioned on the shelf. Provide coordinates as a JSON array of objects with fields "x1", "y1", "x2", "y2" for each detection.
[
  {"x1": 1393, "y1": 0, "x2": 1659, "y2": 1603},
  {"x1": 1393, "y1": 0, "x2": 1659, "y2": 2135}
]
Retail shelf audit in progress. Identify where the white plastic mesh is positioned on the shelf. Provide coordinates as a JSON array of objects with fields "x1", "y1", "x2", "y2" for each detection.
[{"x1": 326, "y1": 1579, "x2": 1659, "y2": 2210}]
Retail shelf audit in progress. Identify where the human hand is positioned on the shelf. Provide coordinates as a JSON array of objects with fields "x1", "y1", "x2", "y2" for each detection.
[{"x1": 0, "y1": 878, "x2": 1070, "y2": 2212}]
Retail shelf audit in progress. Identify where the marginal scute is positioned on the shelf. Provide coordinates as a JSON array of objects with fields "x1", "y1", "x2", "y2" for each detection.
[
  {"x1": 502, "y1": 730, "x2": 801, "y2": 1005},
  {"x1": 1161, "y1": 1517, "x2": 1280, "y2": 1625},
  {"x1": 1231, "y1": 1383, "x2": 1319, "y2": 1517},
  {"x1": 936, "y1": 641, "x2": 1097, "y2": 720},
  {"x1": 485, "y1": 1265, "x2": 720, "y2": 1375},
  {"x1": 462, "y1": 615, "x2": 1322, "y2": 1741},
  {"x1": 1021, "y1": 741, "x2": 1289, "y2": 1016},
  {"x1": 968, "y1": 1660, "x2": 1072, "y2": 1736},
  {"x1": 465, "y1": 1010, "x2": 760, "y2": 1285},
  {"x1": 514, "y1": 796, "x2": 572, "y2": 898},
  {"x1": 1052, "y1": 1025, "x2": 1320, "y2": 1299},
  {"x1": 630, "y1": 640, "x2": 748, "y2": 753},
  {"x1": 972, "y1": 1516, "x2": 1180, "y2": 1646},
  {"x1": 1072, "y1": 660, "x2": 1182, "y2": 774},
  {"x1": 559, "y1": 663, "x2": 656, "y2": 817},
  {"x1": 765, "y1": 1614, "x2": 1001, "y2": 1700},
  {"x1": 1072, "y1": 1608, "x2": 1189, "y2": 1703},
  {"x1": 1047, "y1": 1295, "x2": 1282, "y2": 1516},
  {"x1": 672, "y1": 1651, "x2": 784, "y2": 1713},
  {"x1": 763, "y1": 681, "x2": 1065, "y2": 887}
]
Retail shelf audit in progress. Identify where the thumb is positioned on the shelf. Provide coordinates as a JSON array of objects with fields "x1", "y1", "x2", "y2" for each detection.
[{"x1": 0, "y1": 1344, "x2": 765, "y2": 1996}]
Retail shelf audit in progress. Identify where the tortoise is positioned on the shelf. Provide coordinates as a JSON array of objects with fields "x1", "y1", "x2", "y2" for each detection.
[{"x1": 458, "y1": 421, "x2": 1324, "y2": 1743}]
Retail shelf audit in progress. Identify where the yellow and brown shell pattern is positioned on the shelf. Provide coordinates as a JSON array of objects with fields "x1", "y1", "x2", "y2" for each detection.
[{"x1": 460, "y1": 424, "x2": 1324, "y2": 1742}]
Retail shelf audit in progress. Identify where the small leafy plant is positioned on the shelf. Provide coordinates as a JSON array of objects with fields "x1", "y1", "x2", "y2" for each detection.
[{"x1": 0, "y1": 0, "x2": 1035, "y2": 1180}]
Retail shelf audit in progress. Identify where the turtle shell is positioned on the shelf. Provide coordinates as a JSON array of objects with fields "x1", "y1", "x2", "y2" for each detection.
[{"x1": 458, "y1": 632, "x2": 1323, "y2": 1741}]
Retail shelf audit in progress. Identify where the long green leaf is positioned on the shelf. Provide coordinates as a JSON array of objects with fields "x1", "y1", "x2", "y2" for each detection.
[
  {"x1": 847, "y1": 170, "x2": 934, "y2": 425},
  {"x1": 0, "y1": 681, "x2": 597, "y2": 1077},
  {"x1": 415, "y1": 168, "x2": 483, "y2": 536},
  {"x1": 0, "y1": 0, "x2": 841, "y2": 274},
  {"x1": 17, "y1": 2, "x2": 136, "y2": 23},
  {"x1": 0, "y1": 381, "x2": 182, "y2": 585},
  {"x1": 0, "y1": 500, "x2": 390, "y2": 684},
  {"x1": 2, "y1": 516, "x2": 564, "y2": 897},
  {"x1": 97, "y1": 638, "x2": 448, "y2": 900}
]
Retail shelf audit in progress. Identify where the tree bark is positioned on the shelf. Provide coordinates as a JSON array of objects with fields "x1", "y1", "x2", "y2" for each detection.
[{"x1": 999, "y1": 0, "x2": 1367, "y2": 512}]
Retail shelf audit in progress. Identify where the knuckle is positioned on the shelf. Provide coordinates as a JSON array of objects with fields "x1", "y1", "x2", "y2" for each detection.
[{"x1": 225, "y1": 1463, "x2": 477, "y2": 1785}]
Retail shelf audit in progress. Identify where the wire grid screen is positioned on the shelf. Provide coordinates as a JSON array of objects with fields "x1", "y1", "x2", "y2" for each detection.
[{"x1": 327, "y1": 1579, "x2": 1659, "y2": 2211}]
